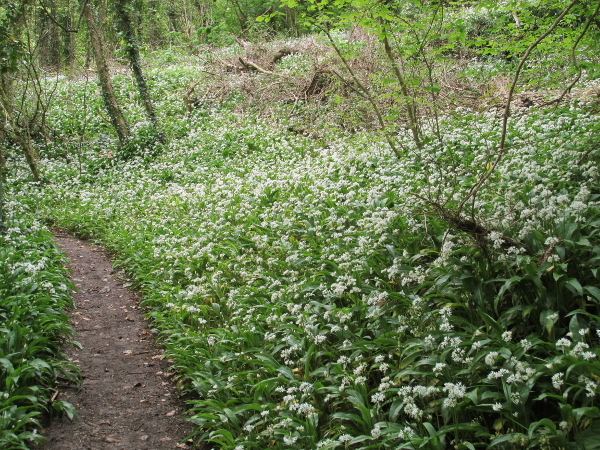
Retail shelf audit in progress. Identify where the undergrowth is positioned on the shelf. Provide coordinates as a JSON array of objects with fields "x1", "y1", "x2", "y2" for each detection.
[
  {"x1": 3, "y1": 16, "x2": 600, "y2": 449},
  {"x1": 0, "y1": 204, "x2": 79, "y2": 449},
  {"x1": 10, "y1": 88, "x2": 600, "y2": 448}
]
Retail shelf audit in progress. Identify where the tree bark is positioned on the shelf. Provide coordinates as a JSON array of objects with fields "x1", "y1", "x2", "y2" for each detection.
[
  {"x1": 0, "y1": 79, "x2": 42, "y2": 182},
  {"x1": 83, "y1": 0, "x2": 130, "y2": 147},
  {"x1": 38, "y1": 0, "x2": 61, "y2": 68},
  {"x1": 0, "y1": 125, "x2": 6, "y2": 235},
  {"x1": 60, "y1": 0, "x2": 76, "y2": 68},
  {"x1": 381, "y1": 30, "x2": 422, "y2": 149},
  {"x1": 113, "y1": 0, "x2": 163, "y2": 141}
]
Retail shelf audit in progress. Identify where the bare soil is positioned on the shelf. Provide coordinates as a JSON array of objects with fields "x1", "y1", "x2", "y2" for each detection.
[{"x1": 39, "y1": 235, "x2": 197, "y2": 449}]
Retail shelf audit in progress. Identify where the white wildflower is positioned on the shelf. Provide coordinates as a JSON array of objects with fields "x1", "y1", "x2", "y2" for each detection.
[{"x1": 485, "y1": 351, "x2": 499, "y2": 366}]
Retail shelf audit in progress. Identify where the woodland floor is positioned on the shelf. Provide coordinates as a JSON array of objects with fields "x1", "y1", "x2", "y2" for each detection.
[{"x1": 38, "y1": 235, "x2": 197, "y2": 449}]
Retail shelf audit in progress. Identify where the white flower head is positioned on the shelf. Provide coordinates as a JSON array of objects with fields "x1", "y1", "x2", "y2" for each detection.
[
  {"x1": 552, "y1": 372, "x2": 564, "y2": 390},
  {"x1": 485, "y1": 351, "x2": 499, "y2": 366},
  {"x1": 433, "y1": 362, "x2": 447, "y2": 375},
  {"x1": 520, "y1": 339, "x2": 532, "y2": 350},
  {"x1": 338, "y1": 434, "x2": 352, "y2": 442}
]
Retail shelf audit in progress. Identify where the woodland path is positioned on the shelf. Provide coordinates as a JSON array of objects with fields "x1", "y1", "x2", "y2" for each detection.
[{"x1": 39, "y1": 235, "x2": 196, "y2": 449}]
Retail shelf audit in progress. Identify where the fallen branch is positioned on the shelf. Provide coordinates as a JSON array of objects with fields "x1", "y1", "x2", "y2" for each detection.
[
  {"x1": 415, "y1": 194, "x2": 523, "y2": 251},
  {"x1": 238, "y1": 57, "x2": 287, "y2": 77}
]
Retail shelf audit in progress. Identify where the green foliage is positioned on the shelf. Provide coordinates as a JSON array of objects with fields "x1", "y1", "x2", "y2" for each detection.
[
  {"x1": 12, "y1": 68, "x2": 600, "y2": 447},
  {"x1": 275, "y1": 0, "x2": 600, "y2": 149},
  {"x1": 4, "y1": 1, "x2": 600, "y2": 445},
  {"x1": 117, "y1": 121, "x2": 165, "y2": 161},
  {"x1": 0, "y1": 214, "x2": 80, "y2": 448},
  {"x1": 0, "y1": 1, "x2": 28, "y2": 73}
]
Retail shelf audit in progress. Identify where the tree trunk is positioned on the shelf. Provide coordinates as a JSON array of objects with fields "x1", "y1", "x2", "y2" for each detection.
[
  {"x1": 38, "y1": 0, "x2": 61, "y2": 68},
  {"x1": 60, "y1": 0, "x2": 76, "y2": 68},
  {"x1": 0, "y1": 126, "x2": 6, "y2": 235},
  {"x1": 381, "y1": 31, "x2": 422, "y2": 149},
  {"x1": 113, "y1": 0, "x2": 163, "y2": 141},
  {"x1": 0, "y1": 78, "x2": 42, "y2": 182},
  {"x1": 83, "y1": 0, "x2": 130, "y2": 147},
  {"x1": 15, "y1": 133, "x2": 43, "y2": 182},
  {"x1": 192, "y1": 0, "x2": 213, "y2": 43},
  {"x1": 0, "y1": 1, "x2": 43, "y2": 182}
]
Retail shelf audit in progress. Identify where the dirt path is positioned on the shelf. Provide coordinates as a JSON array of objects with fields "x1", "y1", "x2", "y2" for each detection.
[{"x1": 40, "y1": 235, "x2": 196, "y2": 449}]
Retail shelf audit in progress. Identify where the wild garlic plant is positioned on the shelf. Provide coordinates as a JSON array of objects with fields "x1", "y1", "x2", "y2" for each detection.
[
  {"x1": 10, "y1": 59, "x2": 600, "y2": 448},
  {"x1": 0, "y1": 202, "x2": 79, "y2": 449}
]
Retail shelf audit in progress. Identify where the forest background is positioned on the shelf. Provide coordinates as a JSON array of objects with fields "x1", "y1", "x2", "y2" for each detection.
[{"x1": 1, "y1": 0, "x2": 600, "y2": 448}]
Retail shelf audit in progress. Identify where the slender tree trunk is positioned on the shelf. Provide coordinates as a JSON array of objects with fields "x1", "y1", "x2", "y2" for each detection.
[
  {"x1": 0, "y1": 1, "x2": 42, "y2": 182},
  {"x1": 61, "y1": 0, "x2": 76, "y2": 68},
  {"x1": 167, "y1": 2, "x2": 180, "y2": 35},
  {"x1": 0, "y1": 78, "x2": 42, "y2": 182},
  {"x1": 38, "y1": 0, "x2": 61, "y2": 68},
  {"x1": 381, "y1": 30, "x2": 422, "y2": 149},
  {"x1": 16, "y1": 134, "x2": 43, "y2": 182},
  {"x1": 83, "y1": 0, "x2": 130, "y2": 147},
  {"x1": 0, "y1": 126, "x2": 6, "y2": 235},
  {"x1": 192, "y1": 0, "x2": 212, "y2": 43},
  {"x1": 113, "y1": 0, "x2": 163, "y2": 140}
]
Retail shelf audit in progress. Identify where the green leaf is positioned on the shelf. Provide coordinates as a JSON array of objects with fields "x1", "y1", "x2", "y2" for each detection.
[
  {"x1": 527, "y1": 418, "x2": 556, "y2": 436},
  {"x1": 389, "y1": 399, "x2": 403, "y2": 421},
  {"x1": 53, "y1": 401, "x2": 77, "y2": 421},
  {"x1": 557, "y1": 221, "x2": 578, "y2": 240},
  {"x1": 304, "y1": 343, "x2": 315, "y2": 381},
  {"x1": 276, "y1": 365, "x2": 295, "y2": 381},
  {"x1": 490, "y1": 434, "x2": 516, "y2": 446},
  {"x1": 423, "y1": 84, "x2": 441, "y2": 93},
  {"x1": 29, "y1": 359, "x2": 51, "y2": 371},
  {"x1": 332, "y1": 412, "x2": 365, "y2": 426},
  {"x1": 540, "y1": 309, "x2": 558, "y2": 336},
  {"x1": 576, "y1": 420, "x2": 600, "y2": 449},
  {"x1": 478, "y1": 311, "x2": 503, "y2": 337},
  {"x1": 423, "y1": 422, "x2": 437, "y2": 438},
  {"x1": 565, "y1": 278, "x2": 583, "y2": 296},
  {"x1": 494, "y1": 276, "x2": 521, "y2": 313},
  {"x1": 584, "y1": 286, "x2": 600, "y2": 303},
  {"x1": 0, "y1": 357, "x2": 14, "y2": 373},
  {"x1": 569, "y1": 314, "x2": 588, "y2": 340},
  {"x1": 573, "y1": 407, "x2": 600, "y2": 423}
]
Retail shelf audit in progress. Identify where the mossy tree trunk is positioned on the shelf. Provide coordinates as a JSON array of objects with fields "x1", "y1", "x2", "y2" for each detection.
[
  {"x1": 114, "y1": 0, "x2": 163, "y2": 141},
  {"x1": 0, "y1": 125, "x2": 6, "y2": 235},
  {"x1": 83, "y1": 0, "x2": 130, "y2": 147}
]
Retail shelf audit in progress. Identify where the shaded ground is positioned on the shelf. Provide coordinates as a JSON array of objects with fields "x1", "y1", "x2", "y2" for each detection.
[{"x1": 39, "y1": 235, "x2": 196, "y2": 449}]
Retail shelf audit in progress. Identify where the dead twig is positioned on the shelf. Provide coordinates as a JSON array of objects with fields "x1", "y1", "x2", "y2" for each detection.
[{"x1": 537, "y1": 245, "x2": 556, "y2": 266}]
